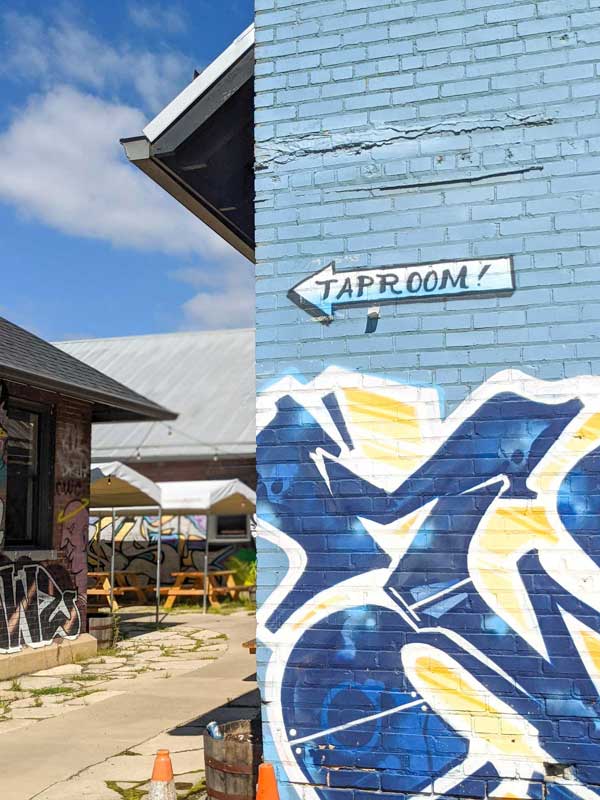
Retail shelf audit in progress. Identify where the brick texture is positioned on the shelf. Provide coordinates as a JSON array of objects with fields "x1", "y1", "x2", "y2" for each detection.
[{"x1": 254, "y1": 3, "x2": 600, "y2": 800}]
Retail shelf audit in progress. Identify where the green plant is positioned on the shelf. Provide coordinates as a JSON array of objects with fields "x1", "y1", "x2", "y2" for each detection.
[
  {"x1": 180, "y1": 776, "x2": 206, "y2": 799},
  {"x1": 225, "y1": 554, "x2": 257, "y2": 586},
  {"x1": 9, "y1": 679, "x2": 22, "y2": 692},
  {"x1": 105, "y1": 780, "x2": 146, "y2": 800},
  {"x1": 30, "y1": 686, "x2": 77, "y2": 697}
]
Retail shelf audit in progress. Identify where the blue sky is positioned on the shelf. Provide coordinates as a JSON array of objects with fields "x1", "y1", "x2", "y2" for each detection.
[{"x1": 0, "y1": 1, "x2": 254, "y2": 341}]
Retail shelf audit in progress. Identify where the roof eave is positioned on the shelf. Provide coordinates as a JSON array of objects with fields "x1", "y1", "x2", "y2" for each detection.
[
  {"x1": 143, "y1": 23, "x2": 255, "y2": 143},
  {"x1": 121, "y1": 136, "x2": 255, "y2": 263},
  {"x1": 0, "y1": 364, "x2": 177, "y2": 423}
]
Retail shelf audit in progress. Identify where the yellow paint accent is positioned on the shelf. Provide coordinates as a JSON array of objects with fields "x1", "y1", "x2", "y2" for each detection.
[
  {"x1": 56, "y1": 499, "x2": 89, "y2": 524},
  {"x1": 406, "y1": 644, "x2": 547, "y2": 761},
  {"x1": 534, "y1": 412, "x2": 600, "y2": 495},
  {"x1": 581, "y1": 629, "x2": 600, "y2": 671},
  {"x1": 342, "y1": 387, "x2": 425, "y2": 473},
  {"x1": 469, "y1": 504, "x2": 559, "y2": 654},
  {"x1": 292, "y1": 594, "x2": 346, "y2": 632},
  {"x1": 562, "y1": 611, "x2": 600, "y2": 695},
  {"x1": 115, "y1": 519, "x2": 137, "y2": 542},
  {"x1": 343, "y1": 387, "x2": 422, "y2": 440}
]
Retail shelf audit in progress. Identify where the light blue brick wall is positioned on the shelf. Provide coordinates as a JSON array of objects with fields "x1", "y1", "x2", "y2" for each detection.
[{"x1": 254, "y1": 3, "x2": 600, "y2": 799}]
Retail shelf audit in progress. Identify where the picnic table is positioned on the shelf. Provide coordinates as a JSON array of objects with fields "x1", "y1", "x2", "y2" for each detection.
[
  {"x1": 87, "y1": 571, "x2": 148, "y2": 612},
  {"x1": 160, "y1": 570, "x2": 254, "y2": 610}
]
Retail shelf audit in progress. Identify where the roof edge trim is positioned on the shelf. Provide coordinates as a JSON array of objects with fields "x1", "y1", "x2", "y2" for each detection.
[
  {"x1": 143, "y1": 23, "x2": 255, "y2": 144},
  {"x1": 121, "y1": 141, "x2": 255, "y2": 262},
  {"x1": 1, "y1": 365, "x2": 177, "y2": 423}
]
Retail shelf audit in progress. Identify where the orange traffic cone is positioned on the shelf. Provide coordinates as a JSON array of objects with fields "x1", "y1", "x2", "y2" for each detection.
[
  {"x1": 257, "y1": 762, "x2": 279, "y2": 800},
  {"x1": 149, "y1": 750, "x2": 177, "y2": 800}
]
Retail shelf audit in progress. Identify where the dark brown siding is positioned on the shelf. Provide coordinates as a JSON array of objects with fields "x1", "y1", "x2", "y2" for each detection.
[{"x1": 128, "y1": 456, "x2": 257, "y2": 489}]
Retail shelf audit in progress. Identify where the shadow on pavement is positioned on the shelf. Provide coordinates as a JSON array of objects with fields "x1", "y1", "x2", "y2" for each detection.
[{"x1": 168, "y1": 686, "x2": 261, "y2": 737}]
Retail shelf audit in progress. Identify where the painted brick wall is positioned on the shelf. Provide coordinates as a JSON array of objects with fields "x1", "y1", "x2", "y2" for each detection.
[{"x1": 254, "y1": 2, "x2": 600, "y2": 800}]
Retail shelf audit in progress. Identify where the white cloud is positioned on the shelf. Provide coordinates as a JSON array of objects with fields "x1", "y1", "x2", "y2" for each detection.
[
  {"x1": 173, "y1": 262, "x2": 255, "y2": 330},
  {"x1": 0, "y1": 86, "x2": 235, "y2": 260},
  {"x1": 0, "y1": 11, "x2": 253, "y2": 331},
  {"x1": 128, "y1": 3, "x2": 186, "y2": 35},
  {"x1": 2, "y1": 12, "x2": 192, "y2": 113}
]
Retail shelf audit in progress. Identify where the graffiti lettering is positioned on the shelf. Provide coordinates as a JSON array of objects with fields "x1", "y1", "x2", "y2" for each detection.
[
  {"x1": 89, "y1": 514, "x2": 235, "y2": 586},
  {"x1": 0, "y1": 557, "x2": 80, "y2": 653},
  {"x1": 288, "y1": 257, "x2": 514, "y2": 322},
  {"x1": 56, "y1": 421, "x2": 89, "y2": 481},
  {"x1": 257, "y1": 367, "x2": 600, "y2": 800}
]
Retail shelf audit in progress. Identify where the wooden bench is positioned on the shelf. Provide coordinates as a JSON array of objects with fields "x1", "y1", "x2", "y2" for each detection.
[
  {"x1": 160, "y1": 570, "x2": 250, "y2": 610},
  {"x1": 87, "y1": 571, "x2": 148, "y2": 611}
]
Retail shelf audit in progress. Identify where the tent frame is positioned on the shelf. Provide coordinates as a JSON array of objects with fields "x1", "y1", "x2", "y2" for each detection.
[{"x1": 90, "y1": 505, "x2": 163, "y2": 626}]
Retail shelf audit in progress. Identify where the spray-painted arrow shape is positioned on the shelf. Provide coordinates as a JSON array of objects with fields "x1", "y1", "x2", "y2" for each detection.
[{"x1": 287, "y1": 257, "x2": 515, "y2": 324}]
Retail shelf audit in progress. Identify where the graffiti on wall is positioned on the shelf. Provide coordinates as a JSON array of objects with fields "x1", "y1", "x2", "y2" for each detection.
[
  {"x1": 55, "y1": 419, "x2": 90, "y2": 614},
  {"x1": 257, "y1": 366, "x2": 600, "y2": 800},
  {"x1": 89, "y1": 515, "x2": 238, "y2": 585},
  {"x1": 0, "y1": 382, "x2": 8, "y2": 548},
  {"x1": 0, "y1": 556, "x2": 80, "y2": 653}
]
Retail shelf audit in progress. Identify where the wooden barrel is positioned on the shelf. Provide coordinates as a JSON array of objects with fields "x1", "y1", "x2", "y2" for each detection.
[
  {"x1": 87, "y1": 614, "x2": 114, "y2": 648},
  {"x1": 204, "y1": 718, "x2": 263, "y2": 800}
]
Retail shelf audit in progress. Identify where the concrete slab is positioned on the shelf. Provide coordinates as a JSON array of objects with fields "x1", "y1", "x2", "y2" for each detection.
[
  {"x1": 135, "y1": 733, "x2": 203, "y2": 756},
  {"x1": 34, "y1": 776, "x2": 121, "y2": 800},
  {"x1": 1, "y1": 613, "x2": 256, "y2": 800},
  {"x1": 0, "y1": 635, "x2": 97, "y2": 680},
  {"x1": 33, "y1": 664, "x2": 84, "y2": 678},
  {"x1": 16, "y1": 676, "x2": 66, "y2": 691}
]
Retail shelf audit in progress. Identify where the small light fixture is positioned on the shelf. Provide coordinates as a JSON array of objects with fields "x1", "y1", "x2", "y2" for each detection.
[{"x1": 107, "y1": 476, "x2": 112, "y2": 485}]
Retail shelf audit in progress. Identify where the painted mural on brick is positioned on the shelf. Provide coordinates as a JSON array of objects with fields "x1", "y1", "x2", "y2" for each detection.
[
  {"x1": 0, "y1": 556, "x2": 80, "y2": 653},
  {"x1": 0, "y1": 382, "x2": 8, "y2": 549},
  {"x1": 89, "y1": 515, "x2": 240, "y2": 585},
  {"x1": 55, "y1": 418, "x2": 90, "y2": 621},
  {"x1": 257, "y1": 366, "x2": 600, "y2": 800}
]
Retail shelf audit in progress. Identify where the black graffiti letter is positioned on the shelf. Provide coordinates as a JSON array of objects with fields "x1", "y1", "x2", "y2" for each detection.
[
  {"x1": 440, "y1": 265, "x2": 468, "y2": 291},
  {"x1": 406, "y1": 272, "x2": 423, "y2": 293},
  {"x1": 315, "y1": 278, "x2": 338, "y2": 300},
  {"x1": 336, "y1": 277, "x2": 354, "y2": 300},
  {"x1": 423, "y1": 270, "x2": 439, "y2": 293},
  {"x1": 357, "y1": 275, "x2": 374, "y2": 298},
  {"x1": 377, "y1": 273, "x2": 403, "y2": 296}
]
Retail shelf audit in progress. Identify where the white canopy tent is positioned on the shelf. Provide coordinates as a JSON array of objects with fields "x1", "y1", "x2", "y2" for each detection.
[
  {"x1": 90, "y1": 461, "x2": 163, "y2": 624},
  {"x1": 158, "y1": 479, "x2": 255, "y2": 515},
  {"x1": 90, "y1": 468, "x2": 257, "y2": 618},
  {"x1": 158, "y1": 479, "x2": 256, "y2": 613}
]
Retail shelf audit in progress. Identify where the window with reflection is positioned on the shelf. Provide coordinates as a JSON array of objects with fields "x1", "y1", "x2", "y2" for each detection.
[{"x1": 5, "y1": 401, "x2": 54, "y2": 547}]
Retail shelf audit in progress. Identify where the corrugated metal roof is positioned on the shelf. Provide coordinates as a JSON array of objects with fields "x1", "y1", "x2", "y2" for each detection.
[
  {"x1": 0, "y1": 317, "x2": 175, "y2": 423},
  {"x1": 55, "y1": 328, "x2": 255, "y2": 462}
]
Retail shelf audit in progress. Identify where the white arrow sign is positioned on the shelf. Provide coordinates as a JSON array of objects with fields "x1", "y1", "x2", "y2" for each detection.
[{"x1": 287, "y1": 257, "x2": 515, "y2": 323}]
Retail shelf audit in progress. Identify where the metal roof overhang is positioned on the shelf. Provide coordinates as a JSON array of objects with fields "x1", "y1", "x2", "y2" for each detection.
[{"x1": 121, "y1": 25, "x2": 255, "y2": 262}]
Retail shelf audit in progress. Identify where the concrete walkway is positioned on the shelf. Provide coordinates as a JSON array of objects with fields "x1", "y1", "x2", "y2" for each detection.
[{"x1": 0, "y1": 610, "x2": 257, "y2": 800}]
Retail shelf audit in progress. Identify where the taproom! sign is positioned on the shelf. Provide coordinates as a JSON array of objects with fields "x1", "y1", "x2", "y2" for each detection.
[{"x1": 288, "y1": 257, "x2": 515, "y2": 323}]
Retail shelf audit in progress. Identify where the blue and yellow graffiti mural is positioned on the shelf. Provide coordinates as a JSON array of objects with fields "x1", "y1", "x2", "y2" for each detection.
[
  {"x1": 89, "y1": 514, "x2": 241, "y2": 585},
  {"x1": 256, "y1": 367, "x2": 600, "y2": 800}
]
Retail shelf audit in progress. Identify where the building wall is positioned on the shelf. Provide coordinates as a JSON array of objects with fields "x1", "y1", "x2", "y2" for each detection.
[
  {"x1": 53, "y1": 397, "x2": 91, "y2": 630},
  {"x1": 254, "y1": 3, "x2": 600, "y2": 800},
  {"x1": 0, "y1": 383, "x2": 89, "y2": 653}
]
